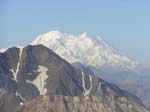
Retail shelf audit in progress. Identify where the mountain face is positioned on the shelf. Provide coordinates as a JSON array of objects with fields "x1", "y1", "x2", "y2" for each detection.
[
  {"x1": 31, "y1": 30, "x2": 150, "y2": 107},
  {"x1": 31, "y1": 30, "x2": 146, "y2": 84},
  {"x1": 31, "y1": 31, "x2": 138, "y2": 72},
  {"x1": 0, "y1": 45, "x2": 149, "y2": 112}
]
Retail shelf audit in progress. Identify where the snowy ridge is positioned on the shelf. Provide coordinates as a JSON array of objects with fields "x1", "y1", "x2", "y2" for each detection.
[
  {"x1": 31, "y1": 30, "x2": 139, "y2": 72},
  {"x1": 0, "y1": 46, "x2": 23, "y2": 53}
]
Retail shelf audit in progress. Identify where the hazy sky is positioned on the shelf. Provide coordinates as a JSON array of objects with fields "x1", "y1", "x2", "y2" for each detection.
[{"x1": 0, "y1": 0, "x2": 150, "y2": 66}]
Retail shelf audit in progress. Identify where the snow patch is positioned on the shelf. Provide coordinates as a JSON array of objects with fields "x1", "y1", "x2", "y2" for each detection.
[
  {"x1": 81, "y1": 72, "x2": 93, "y2": 96},
  {"x1": 20, "y1": 102, "x2": 24, "y2": 106},
  {"x1": 0, "y1": 88, "x2": 7, "y2": 93},
  {"x1": 0, "y1": 48, "x2": 7, "y2": 53},
  {"x1": 27, "y1": 73, "x2": 32, "y2": 75},
  {"x1": 16, "y1": 91, "x2": 26, "y2": 101},
  {"x1": 26, "y1": 65, "x2": 48, "y2": 95},
  {"x1": 10, "y1": 48, "x2": 23, "y2": 81},
  {"x1": 98, "y1": 82, "x2": 102, "y2": 90}
]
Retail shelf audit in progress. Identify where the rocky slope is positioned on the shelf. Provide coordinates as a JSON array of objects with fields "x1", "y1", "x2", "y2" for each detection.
[
  {"x1": 0, "y1": 91, "x2": 21, "y2": 112},
  {"x1": 121, "y1": 83, "x2": 150, "y2": 109},
  {"x1": 17, "y1": 95, "x2": 149, "y2": 112},
  {"x1": 0, "y1": 45, "x2": 149, "y2": 112}
]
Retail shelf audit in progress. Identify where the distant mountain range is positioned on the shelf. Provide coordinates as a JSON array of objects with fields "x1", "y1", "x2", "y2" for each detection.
[
  {"x1": 31, "y1": 30, "x2": 150, "y2": 108},
  {"x1": 0, "y1": 45, "x2": 149, "y2": 112}
]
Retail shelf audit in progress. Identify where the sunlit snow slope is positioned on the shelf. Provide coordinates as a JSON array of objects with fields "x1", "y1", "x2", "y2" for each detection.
[{"x1": 31, "y1": 30, "x2": 138, "y2": 72}]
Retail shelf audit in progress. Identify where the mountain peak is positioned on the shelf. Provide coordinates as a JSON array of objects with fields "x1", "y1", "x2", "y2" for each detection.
[
  {"x1": 42, "y1": 30, "x2": 62, "y2": 40},
  {"x1": 46, "y1": 30, "x2": 62, "y2": 35},
  {"x1": 80, "y1": 32, "x2": 89, "y2": 37},
  {"x1": 0, "y1": 48, "x2": 7, "y2": 53},
  {"x1": 95, "y1": 36, "x2": 103, "y2": 42}
]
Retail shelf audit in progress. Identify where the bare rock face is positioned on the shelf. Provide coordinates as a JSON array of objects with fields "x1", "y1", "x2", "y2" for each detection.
[
  {"x1": 0, "y1": 45, "x2": 149, "y2": 112},
  {"x1": 0, "y1": 91, "x2": 21, "y2": 112},
  {"x1": 18, "y1": 95, "x2": 149, "y2": 112}
]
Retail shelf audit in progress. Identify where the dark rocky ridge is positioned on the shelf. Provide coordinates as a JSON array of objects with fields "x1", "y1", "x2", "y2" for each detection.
[{"x1": 0, "y1": 45, "x2": 149, "y2": 112}]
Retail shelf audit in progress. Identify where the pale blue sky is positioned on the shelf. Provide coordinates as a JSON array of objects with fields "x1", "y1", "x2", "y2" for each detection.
[{"x1": 0, "y1": 0, "x2": 150, "y2": 66}]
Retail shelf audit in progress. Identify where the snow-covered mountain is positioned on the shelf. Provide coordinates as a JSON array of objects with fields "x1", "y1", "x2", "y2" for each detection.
[{"x1": 31, "y1": 31, "x2": 139, "y2": 74}]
